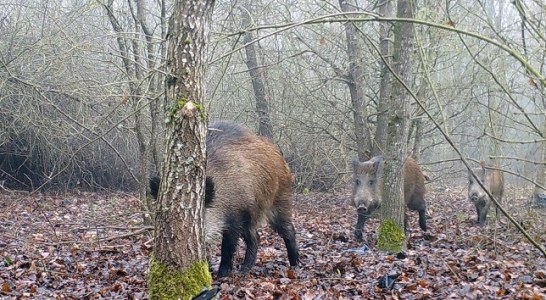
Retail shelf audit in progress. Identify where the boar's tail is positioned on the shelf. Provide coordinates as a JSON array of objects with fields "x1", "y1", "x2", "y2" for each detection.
[
  {"x1": 149, "y1": 176, "x2": 160, "y2": 199},
  {"x1": 204, "y1": 176, "x2": 215, "y2": 207}
]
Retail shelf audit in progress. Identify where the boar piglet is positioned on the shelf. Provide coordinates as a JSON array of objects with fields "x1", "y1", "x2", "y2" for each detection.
[
  {"x1": 351, "y1": 155, "x2": 427, "y2": 241},
  {"x1": 467, "y1": 161, "x2": 504, "y2": 226}
]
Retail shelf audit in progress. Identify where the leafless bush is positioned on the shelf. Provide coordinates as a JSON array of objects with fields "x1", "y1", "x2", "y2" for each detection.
[
  {"x1": 0, "y1": 93, "x2": 140, "y2": 192},
  {"x1": 278, "y1": 129, "x2": 347, "y2": 193}
]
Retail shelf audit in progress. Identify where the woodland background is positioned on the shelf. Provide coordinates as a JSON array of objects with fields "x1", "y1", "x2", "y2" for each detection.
[
  {"x1": 1, "y1": 0, "x2": 546, "y2": 298},
  {"x1": 1, "y1": 0, "x2": 545, "y2": 197}
]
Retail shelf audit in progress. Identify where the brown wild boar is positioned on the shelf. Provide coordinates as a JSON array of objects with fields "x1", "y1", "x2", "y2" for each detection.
[
  {"x1": 150, "y1": 121, "x2": 299, "y2": 277},
  {"x1": 467, "y1": 161, "x2": 504, "y2": 227},
  {"x1": 351, "y1": 155, "x2": 427, "y2": 241}
]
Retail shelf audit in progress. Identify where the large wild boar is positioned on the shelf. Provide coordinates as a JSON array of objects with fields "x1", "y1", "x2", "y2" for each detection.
[
  {"x1": 351, "y1": 155, "x2": 427, "y2": 241},
  {"x1": 467, "y1": 161, "x2": 504, "y2": 226},
  {"x1": 150, "y1": 121, "x2": 299, "y2": 277}
]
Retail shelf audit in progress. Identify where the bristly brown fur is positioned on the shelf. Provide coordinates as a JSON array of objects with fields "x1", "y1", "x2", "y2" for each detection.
[
  {"x1": 205, "y1": 121, "x2": 299, "y2": 277},
  {"x1": 351, "y1": 156, "x2": 427, "y2": 241},
  {"x1": 468, "y1": 162, "x2": 504, "y2": 226},
  {"x1": 150, "y1": 121, "x2": 299, "y2": 277}
]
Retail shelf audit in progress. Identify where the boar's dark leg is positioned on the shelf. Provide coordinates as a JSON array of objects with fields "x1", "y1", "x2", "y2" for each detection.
[
  {"x1": 407, "y1": 194, "x2": 427, "y2": 232},
  {"x1": 477, "y1": 204, "x2": 488, "y2": 227},
  {"x1": 494, "y1": 202, "x2": 500, "y2": 220},
  {"x1": 217, "y1": 217, "x2": 240, "y2": 277},
  {"x1": 495, "y1": 206, "x2": 499, "y2": 219},
  {"x1": 354, "y1": 214, "x2": 367, "y2": 242},
  {"x1": 240, "y1": 227, "x2": 259, "y2": 274},
  {"x1": 270, "y1": 216, "x2": 299, "y2": 267},
  {"x1": 418, "y1": 209, "x2": 427, "y2": 232}
]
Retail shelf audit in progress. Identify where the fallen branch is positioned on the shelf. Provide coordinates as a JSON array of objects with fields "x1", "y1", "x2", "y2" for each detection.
[{"x1": 41, "y1": 227, "x2": 152, "y2": 246}]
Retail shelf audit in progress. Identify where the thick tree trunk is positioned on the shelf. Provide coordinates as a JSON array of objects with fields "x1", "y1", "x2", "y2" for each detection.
[
  {"x1": 241, "y1": 6, "x2": 273, "y2": 139},
  {"x1": 147, "y1": 1, "x2": 214, "y2": 299},
  {"x1": 340, "y1": 0, "x2": 372, "y2": 161},
  {"x1": 378, "y1": 0, "x2": 415, "y2": 253},
  {"x1": 372, "y1": 0, "x2": 394, "y2": 157}
]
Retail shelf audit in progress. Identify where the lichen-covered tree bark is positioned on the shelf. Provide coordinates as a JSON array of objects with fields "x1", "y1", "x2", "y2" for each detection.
[
  {"x1": 378, "y1": 0, "x2": 415, "y2": 253},
  {"x1": 372, "y1": 0, "x2": 394, "y2": 157},
  {"x1": 148, "y1": 0, "x2": 215, "y2": 299}
]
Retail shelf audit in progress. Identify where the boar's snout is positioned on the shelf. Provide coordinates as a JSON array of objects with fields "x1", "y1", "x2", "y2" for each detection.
[
  {"x1": 357, "y1": 206, "x2": 369, "y2": 215},
  {"x1": 469, "y1": 191, "x2": 488, "y2": 207}
]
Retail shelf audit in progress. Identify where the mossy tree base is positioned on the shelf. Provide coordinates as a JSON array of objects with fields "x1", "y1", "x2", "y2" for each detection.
[
  {"x1": 377, "y1": 219, "x2": 406, "y2": 253},
  {"x1": 148, "y1": 256, "x2": 211, "y2": 300}
]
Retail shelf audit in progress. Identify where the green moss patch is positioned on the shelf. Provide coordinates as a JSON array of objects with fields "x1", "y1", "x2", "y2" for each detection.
[
  {"x1": 377, "y1": 219, "x2": 406, "y2": 253},
  {"x1": 148, "y1": 256, "x2": 211, "y2": 300},
  {"x1": 165, "y1": 99, "x2": 206, "y2": 124}
]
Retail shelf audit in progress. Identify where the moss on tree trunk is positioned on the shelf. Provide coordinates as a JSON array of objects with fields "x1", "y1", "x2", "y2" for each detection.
[
  {"x1": 377, "y1": 0, "x2": 413, "y2": 254},
  {"x1": 377, "y1": 219, "x2": 406, "y2": 253},
  {"x1": 148, "y1": 256, "x2": 211, "y2": 300}
]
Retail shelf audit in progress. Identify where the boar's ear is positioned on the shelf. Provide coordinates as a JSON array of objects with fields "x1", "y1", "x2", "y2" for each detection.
[
  {"x1": 371, "y1": 155, "x2": 384, "y2": 175},
  {"x1": 479, "y1": 160, "x2": 487, "y2": 174},
  {"x1": 352, "y1": 156, "x2": 361, "y2": 170}
]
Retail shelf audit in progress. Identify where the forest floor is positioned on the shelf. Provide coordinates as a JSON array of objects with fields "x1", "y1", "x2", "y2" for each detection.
[{"x1": 1, "y1": 185, "x2": 545, "y2": 299}]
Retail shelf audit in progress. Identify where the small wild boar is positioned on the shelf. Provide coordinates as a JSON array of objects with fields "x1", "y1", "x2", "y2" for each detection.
[
  {"x1": 150, "y1": 121, "x2": 299, "y2": 277},
  {"x1": 351, "y1": 155, "x2": 427, "y2": 241},
  {"x1": 467, "y1": 161, "x2": 504, "y2": 227}
]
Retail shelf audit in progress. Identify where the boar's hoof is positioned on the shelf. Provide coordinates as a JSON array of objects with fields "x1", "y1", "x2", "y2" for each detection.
[
  {"x1": 217, "y1": 266, "x2": 232, "y2": 278},
  {"x1": 354, "y1": 229, "x2": 363, "y2": 242},
  {"x1": 239, "y1": 265, "x2": 252, "y2": 274}
]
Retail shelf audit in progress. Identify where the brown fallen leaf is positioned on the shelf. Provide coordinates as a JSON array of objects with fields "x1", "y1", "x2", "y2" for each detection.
[
  {"x1": 2, "y1": 281, "x2": 11, "y2": 293},
  {"x1": 286, "y1": 268, "x2": 297, "y2": 279}
]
